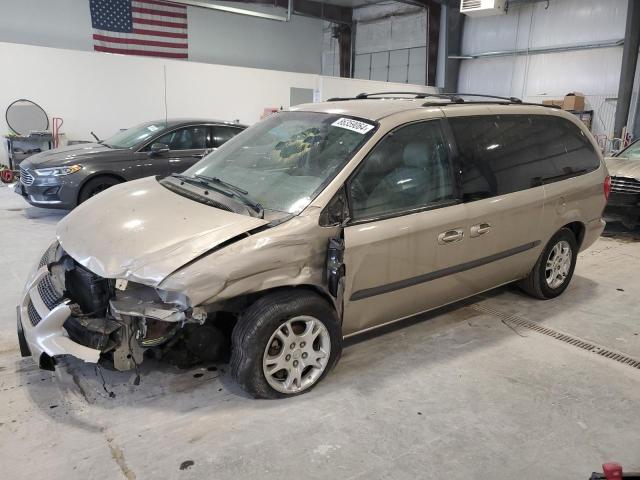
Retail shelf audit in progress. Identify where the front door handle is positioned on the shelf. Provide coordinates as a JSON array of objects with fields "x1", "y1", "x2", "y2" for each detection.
[
  {"x1": 438, "y1": 229, "x2": 464, "y2": 244},
  {"x1": 470, "y1": 222, "x2": 492, "y2": 237}
]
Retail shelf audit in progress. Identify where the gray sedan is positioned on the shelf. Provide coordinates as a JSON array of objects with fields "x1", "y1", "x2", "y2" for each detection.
[{"x1": 15, "y1": 119, "x2": 246, "y2": 209}]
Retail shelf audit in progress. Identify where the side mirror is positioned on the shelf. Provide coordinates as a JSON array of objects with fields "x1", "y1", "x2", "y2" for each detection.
[
  {"x1": 319, "y1": 186, "x2": 350, "y2": 227},
  {"x1": 149, "y1": 143, "x2": 170, "y2": 155}
]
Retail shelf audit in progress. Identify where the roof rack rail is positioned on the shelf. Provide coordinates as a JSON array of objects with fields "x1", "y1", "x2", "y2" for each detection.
[{"x1": 326, "y1": 92, "x2": 562, "y2": 109}]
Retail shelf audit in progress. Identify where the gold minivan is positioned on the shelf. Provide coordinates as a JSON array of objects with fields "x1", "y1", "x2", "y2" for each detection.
[{"x1": 17, "y1": 94, "x2": 609, "y2": 398}]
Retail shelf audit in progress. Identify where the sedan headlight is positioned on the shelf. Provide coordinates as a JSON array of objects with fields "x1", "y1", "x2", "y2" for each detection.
[{"x1": 35, "y1": 165, "x2": 82, "y2": 176}]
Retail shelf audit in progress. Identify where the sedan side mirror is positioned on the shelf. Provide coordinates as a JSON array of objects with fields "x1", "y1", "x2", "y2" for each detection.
[{"x1": 149, "y1": 143, "x2": 170, "y2": 156}]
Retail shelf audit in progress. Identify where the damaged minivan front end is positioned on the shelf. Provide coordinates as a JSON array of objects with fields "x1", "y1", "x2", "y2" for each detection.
[
  {"x1": 17, "y1": 239, "x2": 211, "y2": 371},
  {"x1": 15, "y1": 172, "x2": 282, "y2": 372}
]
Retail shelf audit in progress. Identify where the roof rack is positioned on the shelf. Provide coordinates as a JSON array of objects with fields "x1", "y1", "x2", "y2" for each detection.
[{"x1": 326, "y1": 92, "x2": 562, "y2": 109}]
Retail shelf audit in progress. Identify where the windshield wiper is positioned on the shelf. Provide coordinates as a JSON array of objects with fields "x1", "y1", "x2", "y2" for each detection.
[
  {"x1": 170, "y1": 173, "x2": 233, "y2": 197},
  {"x1": 195, "y1": 174, "x2": 248, "y2": 194},
  {"x1": 195, "y1": 174, "x2": 263, "y2": 216},
  {"x1": 170, "y1": 174, "x2": 263, "y2": 217}
]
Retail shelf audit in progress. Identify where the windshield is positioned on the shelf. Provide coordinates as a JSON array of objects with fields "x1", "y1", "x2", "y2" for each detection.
[
  {"x1": 617, "y1": 140, "x2": 640, "y2": 160},
  {"x1": 181, "y1": 112, "x2": 376, "y2": 214},
  {"x1": 103, "y1": 122, "x2": 167, "y2": 149}
]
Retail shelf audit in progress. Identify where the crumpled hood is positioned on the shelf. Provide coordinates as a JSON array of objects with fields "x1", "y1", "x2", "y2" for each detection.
[
  {"x1": 22, "y1": 143, "x2": 127, "y2": 168},
  {"x1": 605, "y1": 157, "x2": 640, "y2": 180},
  {"x1": 56, "y1": 176, "x2": 268, "y2": 286}
]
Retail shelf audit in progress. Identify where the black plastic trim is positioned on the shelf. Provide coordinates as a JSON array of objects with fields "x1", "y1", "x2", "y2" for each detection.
[{"x1": 350, "y1": 240, "x2": 541, "y2": 301}]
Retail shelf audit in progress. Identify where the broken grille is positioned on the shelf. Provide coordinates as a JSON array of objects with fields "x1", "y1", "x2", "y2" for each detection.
[
  {"x1": 37, "y1": 274, "x2": 64, "y2": 310},
  {"x1": 611, "y1": 176, "x2": 640, "y2": 194},
  {"x1": 38, "y1": 242, "x2": 59, "y2": 268},
  {"x1": 27, "y1": 301, "x2": 42, "y2": 327}
]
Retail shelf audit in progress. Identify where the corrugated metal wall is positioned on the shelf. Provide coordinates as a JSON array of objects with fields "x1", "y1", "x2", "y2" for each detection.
[
  {"x1": 458, "y1": 0, "x2": 631, "y2": 148},
  {"x1": 322, "y1": 2, "x2": 428, "y2": 86}
]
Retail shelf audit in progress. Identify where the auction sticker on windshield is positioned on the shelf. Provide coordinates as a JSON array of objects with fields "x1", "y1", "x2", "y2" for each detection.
[{"x1": 331, "y1": 117, "x2": 375, "y2": 134}]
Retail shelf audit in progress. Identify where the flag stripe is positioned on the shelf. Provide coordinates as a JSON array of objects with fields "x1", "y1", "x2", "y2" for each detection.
[
  {"x1": 93, "y1": 34, "x2": 187, "y2": 49},
  {"x1": 133, "y1": 0, "x2": 186, "y2": 10},
  {"x1": 131, "y1": 7, "x2": 187, "y2": 18},
  {"x1": 132, "y1": 17, "x2": 188, "y2": 29},
  {"x1": 132, "y1": 27, "x2": 188, "y2": 39},
  {"x1": 94, "y1": 45, "x2": 188, "y2": 58}
]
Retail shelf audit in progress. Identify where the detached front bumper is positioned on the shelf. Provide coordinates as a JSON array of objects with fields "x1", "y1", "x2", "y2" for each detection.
[{"x1": 17, "y1": 264, "x2": 101, "y2": 370}]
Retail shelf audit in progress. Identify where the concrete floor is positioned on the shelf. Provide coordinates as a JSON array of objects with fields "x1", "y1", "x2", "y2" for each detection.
[{"x1": 1, "y1": 182, "x2": 639, "y2": 480}]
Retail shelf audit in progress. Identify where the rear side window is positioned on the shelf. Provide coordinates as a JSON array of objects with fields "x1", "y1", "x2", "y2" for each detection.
[
  {"x1": 449, "y1": 114, "x2": 600, "y2": 202},
  {"x1": 213, "y1": 126, "x2": 242, "y2": 148}
]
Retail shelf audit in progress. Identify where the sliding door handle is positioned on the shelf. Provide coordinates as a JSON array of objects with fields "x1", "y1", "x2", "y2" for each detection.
[
  {"x1": 438, "y1": 229, "x2": 464, "y2": 244},
  {"x1": 470, "y1": 222, "x2": 492, "y2": 237}
]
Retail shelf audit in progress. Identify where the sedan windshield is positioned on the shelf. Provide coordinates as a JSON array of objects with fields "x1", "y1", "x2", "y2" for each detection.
[
  {"x1": 103, "y1": 122, "x2": 168, "y2": 149},
  {"x1": 182, "y1": 112, "x2": 376, "y2": 214},
  {"x1": 617, "y1": 140, "x2": 640, "y2": 160}
]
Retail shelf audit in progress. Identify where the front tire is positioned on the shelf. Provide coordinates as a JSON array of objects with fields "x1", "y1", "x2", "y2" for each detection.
[
  {"x1": 518, "y1": 228, "x2": 578, "y2": 299},
  {"x1": 230, "y1": 290, "x2": 342, "y2": 399},
  {"x1": 78, "y1": 176, "x2": 122, "y2": 204}
]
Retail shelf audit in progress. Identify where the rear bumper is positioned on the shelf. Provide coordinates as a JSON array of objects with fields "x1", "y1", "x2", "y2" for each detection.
[
  {"x1": 581, "y1": 217, "x2": 606, "y2": 251},
  {"x1": 17, "y1": 266, "x2": 101, "y2": 369}
]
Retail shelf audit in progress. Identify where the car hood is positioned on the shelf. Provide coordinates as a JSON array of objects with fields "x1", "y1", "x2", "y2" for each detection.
[
  {"x1": 21, "y1": 143, "x2": 128, "y2": 168},
  {"x1": 605, "y1": 157, "x2": 640, "y2": 180},
  {"x1": 56, "y1": 176, "x2": 269, "y2": 286}
]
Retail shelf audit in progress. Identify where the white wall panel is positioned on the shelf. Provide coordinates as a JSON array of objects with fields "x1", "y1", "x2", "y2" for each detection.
[
  {"x1": 523, "y1": 47, "x2": 623, "y2": 96},
  {"x1": 462, "y1": 0, "x2": 627, "y2": 56},
  {"x1": 0, "y1": 42, "x2": 166, "y2": 154}
]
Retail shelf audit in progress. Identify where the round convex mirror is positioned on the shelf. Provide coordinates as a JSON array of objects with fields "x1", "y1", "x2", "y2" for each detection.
[{"x1": 5, "y1": 99, "x2": 49, "y2": 136}]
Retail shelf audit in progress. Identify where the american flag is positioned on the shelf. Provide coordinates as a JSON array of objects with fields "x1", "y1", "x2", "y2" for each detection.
[{"x1": 90, "y1": 0, "x2": 188, "y2": 59}]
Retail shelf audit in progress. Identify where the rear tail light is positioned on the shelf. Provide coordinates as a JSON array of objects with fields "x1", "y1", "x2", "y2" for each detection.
[{"x1": 604, "y1": 175, "x2": 611, "y2": 200}]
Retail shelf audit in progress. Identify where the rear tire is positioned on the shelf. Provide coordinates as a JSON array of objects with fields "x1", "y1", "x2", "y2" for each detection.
[
  {"x1": 78, "y1": 176, "x2": 121, "y2": 204},
  {"x1": 518, "y1": 228, "x2": 578, "y2": 299},
  {"x1": 230, "y1": 290, "x2": 342, "y2": 399}
]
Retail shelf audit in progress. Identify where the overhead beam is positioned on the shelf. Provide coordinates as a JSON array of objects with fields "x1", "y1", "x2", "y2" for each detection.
[{"x1": 230, "y1": 0, "x2": 352, "y2": 25}]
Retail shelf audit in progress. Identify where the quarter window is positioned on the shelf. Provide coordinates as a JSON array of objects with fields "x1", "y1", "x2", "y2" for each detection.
[
  {"x1": 349, "y1": 121, "x2": 455, "y2": 221},
  {"x1": 449, "y1": 114, "x2": 600, "y2": 202},
  {"x1": 214, "y1": 126, "x2": 242, "y2": 148}
]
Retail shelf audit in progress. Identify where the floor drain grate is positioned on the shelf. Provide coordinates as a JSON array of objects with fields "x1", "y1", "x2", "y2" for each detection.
[{"x1": 471, "y1": 304, "x2": 640, "y2": 370}]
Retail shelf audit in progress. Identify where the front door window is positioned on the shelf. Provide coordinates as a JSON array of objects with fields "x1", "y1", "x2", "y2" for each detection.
[{"x1": 349, "y1": 121, "x2": 454, "y2": 221}]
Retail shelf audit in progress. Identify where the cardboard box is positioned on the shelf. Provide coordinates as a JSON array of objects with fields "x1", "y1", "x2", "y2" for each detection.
[
  {"x1": 542, "y1": 99, "x2": 563, "y2": 107},
  {"x1": 563, "y1": 92, "x2": 585, "y2": 111}
]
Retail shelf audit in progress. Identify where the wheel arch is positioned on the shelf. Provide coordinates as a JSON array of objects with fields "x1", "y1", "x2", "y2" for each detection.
[
  {"x1": 211, "y1": 284, "x2": 339, "y2": 320},
  {"x1": 561, "y1": 221, "x2": 586, "y2": 248},
  {"x1": 76, "y1": 172, "x2": 126, "y2": 204}
]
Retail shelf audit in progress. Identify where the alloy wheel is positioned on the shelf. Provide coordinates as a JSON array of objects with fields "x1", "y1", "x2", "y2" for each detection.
[
  {"x1": 262, "y1": 316, "x2": 331, "y2": 394},
  {"x1": 545, "y1": 240, "x2": 572, "y2": 289}
]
